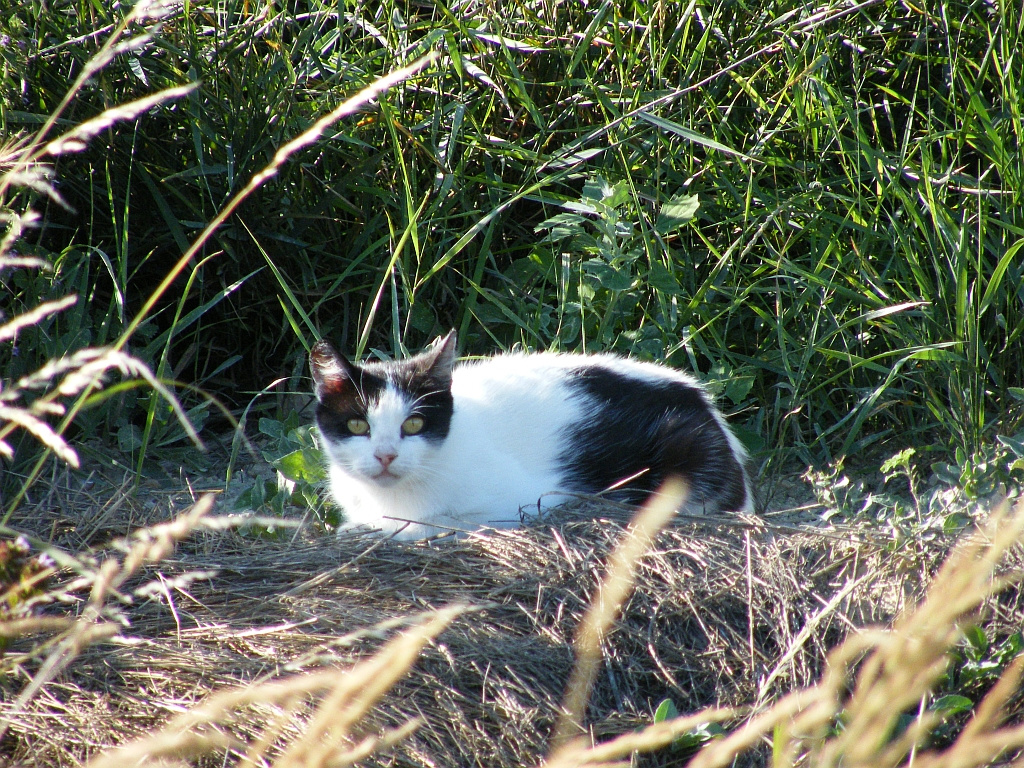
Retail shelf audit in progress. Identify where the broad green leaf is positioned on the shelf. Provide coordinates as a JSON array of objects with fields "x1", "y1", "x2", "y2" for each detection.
[
  {"x1": 880, "y1": 447, "x2": 916, "y2": 474},
  {"x1": 656, "y1": 194, "x2": 700, "y2": 233},
  {"x1": 603, "y1": 180, "x2": 630, "y2": 209},
  {"x1": 582, "y1": 176, "x2": 610, "y2": 201},
  {"x1": 562, "y1": 201, "x2": 599, "y2": 215},
  {"x1": 724, "y1": 372, "x2": 755, "y2": 405},
  {"x1": 535, "y1": 212, "x2": 586, "y2": 238},
  {"x1": 964, "y1": 624, "x2": 988, "y2": 655},
  {"x1": 646, "y1": 262, "x2": 683, "y2": 294},
  {"x1": 581, "y1": 176, "x2": 628, "y2": 208},
  {"x1": 259, "y1": 417, "x2": 286, "y2": 440},
  {"x1": 653, "y1": 698, "x2": 679, "y2": 723},
  {"x1": 117, "y1": 423, "x2": 143, "y2": 452},
  {"x1": 997, "y1": 434, "x2": 1024, "y2": 458},
  {"x1": 583, "y1": 259, "x2": 633, "y2": 290},
  {"x1": 273, "y1": 448, "x2": 326, "y2": 484}
]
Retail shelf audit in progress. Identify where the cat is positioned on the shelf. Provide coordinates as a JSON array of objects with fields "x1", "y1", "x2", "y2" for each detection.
[{"x1": 310, "y1": 331, "x2": 753, "y2": 540}]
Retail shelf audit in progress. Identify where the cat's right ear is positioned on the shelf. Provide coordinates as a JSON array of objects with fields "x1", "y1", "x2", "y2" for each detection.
[{"x1": 310, "y1": 340, "x2": 356, "y2": 400}]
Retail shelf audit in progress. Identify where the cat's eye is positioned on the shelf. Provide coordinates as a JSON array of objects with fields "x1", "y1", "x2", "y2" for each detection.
[
  {"x1": 346, "y1": 418, "x2": 370, "y2": 435},
  {"x1": 401, "y1": 416, "x2": 425, "y2": 435}
]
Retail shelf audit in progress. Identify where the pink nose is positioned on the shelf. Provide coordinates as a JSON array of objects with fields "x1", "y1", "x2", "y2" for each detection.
[{"x1": 375, "y1": 452, "x2": 397, "y2": 470}]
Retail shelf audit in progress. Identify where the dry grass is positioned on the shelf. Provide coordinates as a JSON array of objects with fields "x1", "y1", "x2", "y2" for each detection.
[{"x1": 1, "y1": 465, "x2": 1023, "y2": 767}]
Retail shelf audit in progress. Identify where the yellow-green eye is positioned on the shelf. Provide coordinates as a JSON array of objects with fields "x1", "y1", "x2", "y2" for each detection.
[
  {"x1": 347, "y1": 418, "x2": 370, "y2": 435},
  {"x1": 402, "y1": 416, "x2": 425, "y2": 435}
]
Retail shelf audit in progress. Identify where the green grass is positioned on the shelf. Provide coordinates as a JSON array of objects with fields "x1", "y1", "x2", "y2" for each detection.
[{"x1": 2, "y1": 0, "x2": 1023, "y2": 494}]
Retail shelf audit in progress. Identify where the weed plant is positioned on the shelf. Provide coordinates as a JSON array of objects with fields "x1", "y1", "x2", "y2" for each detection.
[{"x1": 3, "y1": 0, "x2": 1023, "y2": 485}]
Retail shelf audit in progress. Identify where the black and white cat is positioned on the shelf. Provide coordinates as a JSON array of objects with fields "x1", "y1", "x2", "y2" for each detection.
[{"x1": 310, "y1": 332, "x2": 753, "y2": 539}]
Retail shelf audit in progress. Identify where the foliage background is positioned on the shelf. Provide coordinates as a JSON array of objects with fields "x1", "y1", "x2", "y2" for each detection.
[{"x1": 3, "y1": 0, "x2": 1023, "y2": 486}]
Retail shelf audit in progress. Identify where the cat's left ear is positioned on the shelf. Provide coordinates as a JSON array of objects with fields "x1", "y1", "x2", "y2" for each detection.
[{"x1": 420, "y1": 330, "x2": 458, "y2": 384}]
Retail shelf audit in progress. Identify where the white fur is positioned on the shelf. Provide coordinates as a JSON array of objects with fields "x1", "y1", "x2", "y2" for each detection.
[{"x1": 321, "y1": 352, "x2": 750, "y2": 539}]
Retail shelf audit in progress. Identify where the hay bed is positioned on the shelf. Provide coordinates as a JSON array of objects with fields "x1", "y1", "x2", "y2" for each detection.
[{"x1": 1, "y1": 466, "x2": 1016, "y2": 767}]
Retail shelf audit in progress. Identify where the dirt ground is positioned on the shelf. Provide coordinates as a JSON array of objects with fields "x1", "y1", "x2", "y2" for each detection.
[{"x1": 1, "y1": 435, "x2": 1019, "y2": 767}]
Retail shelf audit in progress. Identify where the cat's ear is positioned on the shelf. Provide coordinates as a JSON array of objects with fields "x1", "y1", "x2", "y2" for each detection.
[
  {"x1": 309, "y1": 340, "x2": 357, "y2": 400},
  {"x1": 419, "y1": 330, "x2": 458, "y2": 384}
]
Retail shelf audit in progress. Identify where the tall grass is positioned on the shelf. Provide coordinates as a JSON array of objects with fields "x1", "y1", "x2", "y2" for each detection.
[
  {"x1": 3, "y1": 0, "x2": 1023, "y2": 482},
  {"x1": 0, "y1": 0, "x2": 201, "y2": 511},
  {"x1": 0, "y1": 2, "x2": 432, "y2": 506}
]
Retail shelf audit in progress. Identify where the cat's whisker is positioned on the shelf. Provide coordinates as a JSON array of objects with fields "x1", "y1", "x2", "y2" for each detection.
[{"x1": 408, "y1": 388, "x2": 446, "y2": 410}]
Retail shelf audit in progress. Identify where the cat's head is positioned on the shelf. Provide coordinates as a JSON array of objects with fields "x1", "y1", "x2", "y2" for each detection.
[{"x1": 309, "y1": 332, "x2": 457, "y2": 487}]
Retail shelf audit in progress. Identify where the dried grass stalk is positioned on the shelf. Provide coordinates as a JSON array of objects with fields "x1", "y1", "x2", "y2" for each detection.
[
  {"x1": 0, "y1": 295, "x2": 78, "y2": 345},
  {"x1": 5, "y1": 473, "x2": 1024, "y2": 768},
  {"x1": 43, "y1": 84, "x2": 199, "y2": 156},
  {"x1": 549, "y1": 478, "x2": 687, "y2": 753},
  {"x1": 0, "y1": 403, "x2": 79, "y2": 467},
  {"x1": 0, "y1": 496, "x2": 215, "y2": 745},
  {"x1": 684, "y1": 500, "x2": 1024, "y2": 768},
  {"x1": 85, "y1": 606, "x2": 465, "y2": 768}
]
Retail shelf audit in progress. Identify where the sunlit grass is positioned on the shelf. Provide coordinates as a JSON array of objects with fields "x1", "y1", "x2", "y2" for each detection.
[{"x1": 6, "y1": 0, "x2": 1021, "y2": 482}]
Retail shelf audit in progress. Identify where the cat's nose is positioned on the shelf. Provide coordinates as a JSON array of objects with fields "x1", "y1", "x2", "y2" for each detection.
[{"x1": 375, "y1": 451, "x2": 398, "y2": 469}]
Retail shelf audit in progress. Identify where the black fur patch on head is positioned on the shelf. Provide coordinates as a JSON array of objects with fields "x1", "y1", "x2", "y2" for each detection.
[
  {"x1": 310, "y1": 341, "x2": 388, "y2": 441},
  {"x1": 364, "y1": 356, "x2": 454, "y2": 443},
  {"x1": 559, "y1": 364, "x2": 749, "y2": 512},
  {"x1": 310, "y1": 335, "x2": 456, "y2": 443}
]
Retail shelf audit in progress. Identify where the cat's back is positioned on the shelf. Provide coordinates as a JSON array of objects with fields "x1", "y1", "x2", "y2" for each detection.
[
  {"x1": 447, "y1": 349, "x2": 685, "y2": 421},
  {"x1": 446, "y1": 352, "x2": 585, "y2": 454},
  {"x1": 445, "y1": 350, "x2": 710, "y2": 452},
  {"x1": 450, "y1": 349, "x2": 751, "y2": 513},
  {"x1": 450, "y1": 349, "x2": 702, "y2": 404},
  {"x1": 451, "y1": 351, "x2": 579, "y2": 404}
]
